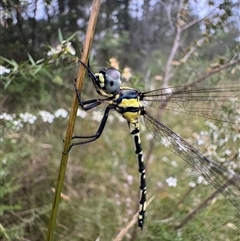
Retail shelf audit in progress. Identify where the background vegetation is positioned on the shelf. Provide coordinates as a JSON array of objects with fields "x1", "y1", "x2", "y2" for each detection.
[{"x1": 1, "y1": 0, "x2": 240, "y2": 240}]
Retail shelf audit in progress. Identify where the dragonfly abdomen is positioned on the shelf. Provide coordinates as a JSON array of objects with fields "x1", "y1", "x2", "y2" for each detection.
[{"x1": 128, "y1": 121, "x2": 147, "y2": 229}]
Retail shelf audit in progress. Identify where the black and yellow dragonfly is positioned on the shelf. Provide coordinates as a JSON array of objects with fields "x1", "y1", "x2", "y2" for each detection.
[{"x1": 66, "y1": 60, "x2": 240, "y2": 229}]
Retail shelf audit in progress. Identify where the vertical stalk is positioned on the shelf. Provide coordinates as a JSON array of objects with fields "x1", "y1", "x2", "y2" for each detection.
[{"x1": 46, "y1": 1, "x2": 101, "y2": 240}]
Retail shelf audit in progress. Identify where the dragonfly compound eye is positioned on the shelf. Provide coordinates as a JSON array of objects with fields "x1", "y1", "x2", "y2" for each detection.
[{"x1": 104, "y1": 69, "x2": 122, "y2": 94}]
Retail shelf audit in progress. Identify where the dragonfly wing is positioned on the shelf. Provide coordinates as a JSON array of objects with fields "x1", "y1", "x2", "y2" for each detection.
[
  {"x1": 142, "y1": 86, "x2": 240, "y2": 123},
  {"x1": 144, "y1": 110, "x2": 240, "y2": 208}
]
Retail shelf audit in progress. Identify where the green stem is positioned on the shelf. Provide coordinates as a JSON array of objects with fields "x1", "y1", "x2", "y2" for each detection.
[{"x1": 46, "y1": 1, "x2": 102, "y2": 240}]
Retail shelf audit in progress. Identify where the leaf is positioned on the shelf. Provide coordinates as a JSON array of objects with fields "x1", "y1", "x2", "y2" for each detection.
[
  {"x1": 4, "y1": 78, "x2": 13, "y2": 89},
  {"x1": 65, "y1": 32, "x2": 78, "y2": 42},
  {"x1": 58, "y1": 28, "x2": 63, "y2": 43},
  {"x1": 0, "y1": 56, "x2": 18, "y2": 68},
  {"x1": 27, "y1": 53, "x2": 36, "y2": 66},
  {"x1": 52, "y1": 75, "x2": 63, "y2": 85}
]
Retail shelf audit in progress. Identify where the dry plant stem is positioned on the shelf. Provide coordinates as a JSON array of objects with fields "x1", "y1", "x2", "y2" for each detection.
[
  {"x1": 164, "y1": 187, "x2": 194, "y2": 219},
  {"x1": 144, "y1": 0, "x2": 184, "y2": 174},
  {"x1": 176, "y1": 178, "x2": 240, "y2": 229},
  {"x1": 175, "y1": 189, "x2": 221, "y2": 230},
  {"x1": 181, "y1": 10, "x2": 213, "y2": 31},
  {"x1": 162, "y1": 0, "x2": 184, "y2": 88},
  {"x1": 187, "y1": 58, "x2": 240, "y2": 87},
  {"x1": 46, "y1": 1, "x2": 101, "y2": 241},
  {"x1": 130, "y1": 1, "x2": 184, "y2": 239},
  {"x1": 113, "y1": 196, "x2": 155, "y2": 241}
]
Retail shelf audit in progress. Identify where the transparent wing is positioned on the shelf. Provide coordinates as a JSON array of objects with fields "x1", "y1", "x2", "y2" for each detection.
[
  {"x1": 144, "y1": 110, "x2": 240, "y2": 208},
  {"x1": 141, "y1": 86, "x2": 240, "y2": 123}
]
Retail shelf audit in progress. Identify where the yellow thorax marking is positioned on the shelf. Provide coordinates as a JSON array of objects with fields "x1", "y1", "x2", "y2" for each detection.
[
  {"x1": 120, "y1": 98, "x2": 140, "y2": 108},
  {"x1": 95, "y1": 73, "x2": 105, "y2": 88}
]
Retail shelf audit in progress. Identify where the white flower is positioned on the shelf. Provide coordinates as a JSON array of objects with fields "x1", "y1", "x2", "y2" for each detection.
[
  {"x1": 38, "y1": 111, "x2": 54, "y2": 123},
  {"x1": 0, "y1": 65, "x2": 11, "y2": 75},
  {"x1": 146, "y1": 133, "x2": 153, "y2": 140},
  {"x1": 206, "y1": 121, "x2": 218, "y2": 131},
  {"x1": 12, "y1": 120, "x2": 23, "y2": 130},
  {"x1": 197, "y1": 138, "x2": 205, "y2": 145},
  {"x1": 20, "y1": 112, "x2": 37, "y2": 124},
  {"x1": 197, "y1": 176, "x2": 208, "y2": 185},
  {"x1": 65, "y1": 42, "x2": 76, "y2": 55},
  {"x1": 223, "y1": 149, "x2": 231, "y2": 156},
  {"x1": 0, "y1": 112, "x2": 16, "y2": 121},
  {"x1": 77, "y1": 109, "x2": 87, "y2": 118},
  {"x1": 171, "y1": 160, "x2": 178, "y2": 168},
  {"x1": 92, "y1": 110, "x2": 103, "y2": 122},
  {"x1": 54, "y1": 108, "x2": 68, "y2": 118},
  {"x1": 47, "y1": 41, "x2": 76, "y2": 56},
  {"x1": 233, "y1": 133, "x2": 240, "y2": 142},
  {"x1": 188, "y1": 181, "x2": 196, "y2": 188},
  {"x1": 206, "y1": 144, "x2": 217, "y2": 156},
  {"x1": 162, "y1": 156, "x2": 168, "y2": 162},
  {"x1": 2, "y1": 158, "x2": 7, "y2": 164},
  {"x1": 47, "y1": 45, "x2": 62, "y2": 56},
  {"x1": 166, "y1": 177, "x2": 177, "y2": 187},
  {"x1": 126, "y1": 175, "x2": 133, "y2": 185},
  {"x1": 0, "y1": 170, "x2": 9, "y2": 177}
]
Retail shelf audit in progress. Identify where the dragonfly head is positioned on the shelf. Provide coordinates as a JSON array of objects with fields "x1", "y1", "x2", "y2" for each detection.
[{"x1": 79, "y1": 60, "x2": 122, "y2": 97}]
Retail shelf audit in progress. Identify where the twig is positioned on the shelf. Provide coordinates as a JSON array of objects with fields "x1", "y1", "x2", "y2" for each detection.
[
  {"x1": 134, "y1": 2, "x2": 184, "y2": 238},
  {"x1": 175, "y1": 189, "x2": 219, "y2": 229},
  {"x1": 175, "y1": 178, "x2": 240, "y2": 229},
  {"x1": 181, "y1": 10, "x2": 213, "y2": 31},
  {"x1": 186, "y1": 58, "x2": 240, "y2": 87},
  {"x1": 162, "y1": 0, "x2": 184, "y2": 88},
  {"x1": 113, "y1": 196, "x2": 155, "y2": 241},
  {"x1": 46, "y1": 1, "x2": 101, "y2": 240}
]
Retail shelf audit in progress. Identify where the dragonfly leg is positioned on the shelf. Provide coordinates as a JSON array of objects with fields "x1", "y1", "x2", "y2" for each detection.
[
  {"x1": 128, "y1": 121, "x2": 147, "y2": 229},
  {"x1": 64, "y1": 105, "x2": 115, "y2": 153},
  {"x1": 74, "y1": 81, "x2": 102, "y2": 110}
]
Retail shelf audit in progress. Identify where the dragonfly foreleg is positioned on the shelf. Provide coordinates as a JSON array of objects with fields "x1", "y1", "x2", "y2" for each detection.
[{"x1": 74, "y1": 82, "x2": 102, "y2": 110}]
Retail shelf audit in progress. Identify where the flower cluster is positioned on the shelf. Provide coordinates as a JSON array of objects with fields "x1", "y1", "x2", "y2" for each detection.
[
  {"x1": 166, "y1": 176, "x2": 177, "y2": 187},
  {"x1": 0, "y1": 108, "x2": 69, "y2": 131},
  {"x1": 0, "y1": 107, "x2": 127, "y2": 134},
  {"x1": 0, "y1": 65, "x2": 11, "y2": 75},
  {"x1": 47, "y1": 41, "x2": 76, "y2": 56}
]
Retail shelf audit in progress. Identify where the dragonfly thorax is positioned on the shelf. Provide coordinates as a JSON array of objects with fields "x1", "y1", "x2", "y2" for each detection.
[{"x1": 114, "y1": 88, "x2": 143, "y2": 123}]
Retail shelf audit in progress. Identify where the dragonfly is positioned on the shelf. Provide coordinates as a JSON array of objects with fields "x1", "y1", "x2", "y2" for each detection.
[{"x1": 66, "y1": 60, "x2": 240, "y2": 229}]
